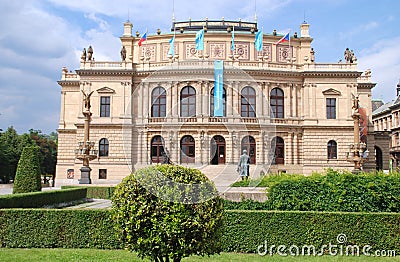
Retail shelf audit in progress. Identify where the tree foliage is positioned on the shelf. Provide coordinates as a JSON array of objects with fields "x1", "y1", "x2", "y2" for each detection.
[
  {"x1": 13, "y1": 146, "x2": 42, "y2": 194},
  {"x1": 0, "y1": 127, "x2": 57, "y2": 183},
  {"x1": 112, "y1": 165, "x2": 224, "y2": 262}
]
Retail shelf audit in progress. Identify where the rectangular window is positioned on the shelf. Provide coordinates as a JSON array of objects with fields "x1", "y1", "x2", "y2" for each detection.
[
  {"x1": 326, "y1": 98, "x2": 336, "y2": 119},
  {"x1": 99, "y1": 169, "x2": 107, "y2": 179},
  {"x1": 100, "y1": 96, "x2": 110, "y2": 117}
]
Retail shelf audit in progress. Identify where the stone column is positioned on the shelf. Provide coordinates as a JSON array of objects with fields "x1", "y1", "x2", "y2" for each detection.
[
  {"x1": 196, "y1": 81, "x2": 202, "y2": 118},
  {"x1": 59, "y1": 91, "x2": 66, "y2": 127},
  {"x1": 286, "y1": 132, "x2": 293, "y2": 165},
  {"x1": 227, "y1": 82, "x2": 233, "y2": 117},
  {"x1": 232, "y1": 82, "x2": 240, "y2": 117},
  {"x1": 293, "y1": 132, "x2": 298, "y2": 165},
  {"x1": 256, "y1": 82, "x2": 262, "y2": 117}
]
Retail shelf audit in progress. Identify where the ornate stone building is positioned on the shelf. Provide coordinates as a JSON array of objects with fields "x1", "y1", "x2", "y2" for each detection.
[
  {"x1": 372, "y1": 81, "x2": 400, "y2": 171},
  {"x1": 55, "y1": 19, "x2": 375, "y2": 185}
]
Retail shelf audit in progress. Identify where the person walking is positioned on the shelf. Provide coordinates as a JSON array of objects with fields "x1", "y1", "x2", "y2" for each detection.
[{"x1": 237, "y1": 149, "x2": 250, "y2": 180}]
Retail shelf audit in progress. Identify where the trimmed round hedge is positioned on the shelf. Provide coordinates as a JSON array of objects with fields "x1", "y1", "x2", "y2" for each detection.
[{"x1": 111, "y1": 164, "x2": 224, "y2": 262}]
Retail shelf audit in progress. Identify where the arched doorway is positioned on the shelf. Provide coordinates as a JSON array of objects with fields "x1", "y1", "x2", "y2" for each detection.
[
  {"x1": 272, "y1": 137, "x2": 285, "y2": 165},
  {"x1": 180, "y1": 135, "x2": 195, "y2": 163},
  {"x1": 375, "y1": 146, "x2": 383, "y2": 170},
  {"x1": 210, "y1": 135, "x2": 226, "y2": 165},
  {"x1": 241, "y1": 136, "x2": 256, "y2": 164},
  {"x1": 151, "y1": 136, "x2": 165, "y2": 163}
]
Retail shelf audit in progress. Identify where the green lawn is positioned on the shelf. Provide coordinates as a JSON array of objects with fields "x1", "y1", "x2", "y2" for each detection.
[{"x1": 0, "y1": 249, "x2": 397, "y2": 261}]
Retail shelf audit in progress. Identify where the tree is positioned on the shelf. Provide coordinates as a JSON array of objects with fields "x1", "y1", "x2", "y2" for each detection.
[
  {"x1": 29, "y1": 129, "x2": 57, "y2": 176},
  {"x1": 0, "y1": 127, "x2": 34, "y2": 183},
  {"x1": 13, "y1": 146, "x2": 42, "y2": 194},
  {"x1": 112, "y1": 165, "x2": 224, "y2": 262}
]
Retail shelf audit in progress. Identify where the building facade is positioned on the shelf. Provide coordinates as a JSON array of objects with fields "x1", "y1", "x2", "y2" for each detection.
[
  {"x1": 55, "y1": 19, "x2": 375, "y2": 185},
  {"x1": 372, "y1": 81, "x2": 400, "y2": 171}
]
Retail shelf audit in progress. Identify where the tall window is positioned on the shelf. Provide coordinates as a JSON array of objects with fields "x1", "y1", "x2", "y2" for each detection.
[
  {"x1": 151, "y1": 135, "x2": 165, "y2": 163},
  {"x1": 271, "y1": 137, "x2": 284, "y2": 164},
  {"x1": 180, "y1": 135, "x2": 195, "y2": 163},
  {"x1": 327, "y1": 140, "x2": 337, "y2": 159},
  {"x1": 326, "y1": 98, "x2": 336, "y2": 119},
  {"x1": 151, "y1": 86, "x2": 166, "y2": 117},
  {"x1": 241, "y1": 86, "x2": 256, "y2": 117},
  {"x1": 210, "y1": 87, "x2": 226, "y2": 117},
  {"x1": 270, "y1": 88, "x2": 284, "y2": 118},
  {"x1": 100, "y1": 96, "x2": 110, "y2": 117},
  {"x1": 99, "y1": 138, "x2": 109, "y2": 157},
  {"x1": 180, "y1": 86, "x2": 196, "y2": 117}
]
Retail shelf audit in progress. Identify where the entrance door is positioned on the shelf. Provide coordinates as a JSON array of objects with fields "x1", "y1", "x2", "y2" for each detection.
[
  {"x1": 241, "y1": 136, "x2": 256, "y2": 164},
  {"x1": 211, "y1": 135, "x2": 226, "y2": 165}
]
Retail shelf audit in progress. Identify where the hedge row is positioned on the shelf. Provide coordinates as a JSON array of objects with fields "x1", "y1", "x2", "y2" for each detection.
[
  {"x1": 267, "y1": 170, "x2": 400, "y2": 212},
  {"x1": 0, "y1": 188, "x2": 87, "y2": 208},
  {"x1": 61, "y1": 186, "x2": 115, "y2": 200},
  {"x1": 1, "y1": 209, "x2": 399, "y2": 254}
]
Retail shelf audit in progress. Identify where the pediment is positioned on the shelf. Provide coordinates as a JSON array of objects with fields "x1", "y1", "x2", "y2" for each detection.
[
  {"x1": 96, "y1": 87, "x2": 115, "y2": 94},
  {"x1": 322, "y1": 88, "x2": 341, "y2": 96}
]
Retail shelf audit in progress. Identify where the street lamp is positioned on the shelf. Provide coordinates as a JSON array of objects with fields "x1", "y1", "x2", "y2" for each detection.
[
  {"x1": 346, "y1": 96, "x2": 368, "y2": 173},
  {"x1": 74, "y1": 88, "x2": 97, "y2": 184}
]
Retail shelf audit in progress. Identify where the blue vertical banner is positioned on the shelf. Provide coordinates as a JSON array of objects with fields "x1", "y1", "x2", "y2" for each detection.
[
  {"x1": 214, "y1": 60, "x2": 224, "y2": 117},
  {"x1": 195, "y1": 29, "x2": 205, "y2": 51}
]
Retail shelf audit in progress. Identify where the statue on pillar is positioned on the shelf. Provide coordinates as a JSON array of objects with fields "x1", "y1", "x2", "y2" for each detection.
[
  {"x1": 344, "y1": 48, "x2": 351, "y2": 63},
  {"x1": 82, "y1": 90, "x2": 94, "y2": 112},
  {"x1": 120, "y1": 46, "x2": 127, "y2": 61},
  {"x1": 87, "y1": 45, "x2": 93, "y2": 61},
  {"x1": 352, "y1": 96, "x2": 360, "y2": 114}
]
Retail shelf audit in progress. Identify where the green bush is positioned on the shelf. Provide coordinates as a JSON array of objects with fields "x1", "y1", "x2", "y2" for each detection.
[
  {"x1": 0, "y1": 188, "x2": 87, "y2": 208},
  {"x1": 112, "y1": 165, "x2": 224, "y2": 262},
  {"x1": 13, "y1": 146, "x2": 42, "y2": 194},
  {"x1": 1, "y1": 209, "x2": 400, "y2": 255},
  {"x1": 61, "y1": 186, "x2": 115, "y2": 199},
  {"x1": 0, "y1": 209, "x2": 121, "y2": 249},
  {"x1": 267, "y1": 169, "x2": 400, "y2": 212}
]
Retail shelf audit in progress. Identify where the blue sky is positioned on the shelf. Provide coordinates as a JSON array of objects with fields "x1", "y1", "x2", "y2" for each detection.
[{"x1": 0, "y1": 0, "x2": 399, "y2": 134}]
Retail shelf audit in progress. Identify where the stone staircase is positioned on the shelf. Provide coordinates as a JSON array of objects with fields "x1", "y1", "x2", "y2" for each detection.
[{"x1": 198, "y1": 164, "x2": 268, "y2": 202}]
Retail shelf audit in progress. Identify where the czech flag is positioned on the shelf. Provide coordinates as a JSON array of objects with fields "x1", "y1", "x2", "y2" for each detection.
[
  {"x1": 275, "y1": 32, "x2": 290, "y2": 45},
  {"x1": 138, "y1": 32, "x2": 147, "y2": 46}
]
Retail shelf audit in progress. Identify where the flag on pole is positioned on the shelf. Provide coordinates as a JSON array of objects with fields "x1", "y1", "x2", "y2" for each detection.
[
  {"x1": 254, "y1": 30, "x2": 263, "y2": 51},
  {"x1": 138, "y1": 32, "x2": 147, "y2": 46},
  {"x1": 275, "y1": 32, "x2": 290, "y2": 45},
  {"x1": 195, "y1": 29, "x2": 204, "y2": 51},
  {"x1": 168, "y1": 36, "x2": 175, "y2": 56},
  {"x1": 231, "y1": 26, "x2": 235, "y2": 51}
]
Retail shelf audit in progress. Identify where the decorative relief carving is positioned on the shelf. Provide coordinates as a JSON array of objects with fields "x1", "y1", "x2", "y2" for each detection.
[
  {"x1": 141, "y1": 44, "x2": 156, "y2": 61},
  {"x1": 255, "y1": 43, "x2": 272, "y2": 61},
  {"x1": 209, "y1": 42, "x2": 225, "y2": 60},
  {"x1": 232, "y1": 42, "x2": 249, "y2": 60},
  {"x1": 277, "y1": 45, "x2": 293, "y2": 62},
  {"x1": 185, "y1": 43, "x2": 198, "y2": 59}
]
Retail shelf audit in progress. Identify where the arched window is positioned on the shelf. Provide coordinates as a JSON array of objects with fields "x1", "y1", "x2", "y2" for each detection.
[
  {"x1": 180, "y1": 86, "x2": 196, "y2": 117},
  {"x1": 270, "y1": 88, "x2": 284, "y2": 118},
  {"x1": 180, "y1": 135, "x2": 195, "y2": 163},
  {"x1": 327, "y1": 140, "x2": 337, "y2": 159},
  {"x1": 210, "y1": 87, "x2": 226, "y2": 117},
  {"x1": 241, "y1": 86, "x2": 256, "y2": 117},
  {"x1": 99, "y1": 138, "x2": 109, "y2": 157},
  {"x1": 271, "y1": 137, "x2": 284, "y2": 164},
  {"x1": 241, "y1": 136, "x2": 256, "y2": 164},
  {"x1": 151, "y1": 86, "x2": 166, "y2": 117},
  {"x1": 151, "y1": 136, "x2": 165, "y2": 163}
]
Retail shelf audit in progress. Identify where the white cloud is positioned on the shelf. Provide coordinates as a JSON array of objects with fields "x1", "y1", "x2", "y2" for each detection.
[{"x1": 358, "y1": 37, "x2": 400, "y2": 102}]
